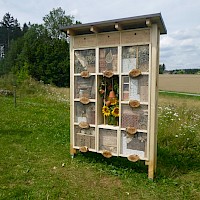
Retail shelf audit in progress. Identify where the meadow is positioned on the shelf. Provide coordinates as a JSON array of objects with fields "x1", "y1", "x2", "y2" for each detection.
[{"x1": 0, "y1": 76, "x2": 200, "y2": 199}]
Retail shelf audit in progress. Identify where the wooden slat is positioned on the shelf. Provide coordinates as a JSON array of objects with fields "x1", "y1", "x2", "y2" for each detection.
[
  {"x1": 97, "y1": 32, "x2": 120, "y2": 46},
  {"x1": 121, "y1": 29, "x2": 150, "y2": 44},
  {"x1": 70, "y1": 36, "x2": 77, "y2": 157},
  {"x1": 74, "y1": 35, "x2": 97, "y2": 48},
  {"x1": 148, "y1": 24, "x2": 159, "y2": 179}
]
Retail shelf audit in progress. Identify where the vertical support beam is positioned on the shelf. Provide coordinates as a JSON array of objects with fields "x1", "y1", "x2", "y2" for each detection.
[
  {"x1": 155, "y1": 27, "x2": 160, "y2": 172},
  {"x1": 148, "y1": 24, "x2": 159, "y2": 179},
  {"x1": 69, "y1": 35, "x2": 77, "y2": 158}
]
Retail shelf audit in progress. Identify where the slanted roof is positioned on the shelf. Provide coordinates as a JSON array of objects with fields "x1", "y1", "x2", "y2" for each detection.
[{"x1": 60, "y1": 13, "x2": 167, "y2": 36}]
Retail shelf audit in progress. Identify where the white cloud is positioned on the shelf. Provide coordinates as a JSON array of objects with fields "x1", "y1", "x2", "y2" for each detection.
[
  {"x1": 1, "y1": 0, "x2": 200, "y2": 69},
  {"x1": 69, "y1": 9, "x2": 79, "y2": 17},
  {"x1": 160, "y1": 24, "x2": 200, "y2": 69}
]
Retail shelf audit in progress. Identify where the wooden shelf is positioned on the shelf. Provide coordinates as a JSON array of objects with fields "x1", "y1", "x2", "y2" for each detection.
[
  {"x1": 120, "y1": 128, "x2": 148, "y2": 133},
  {"x1": 74, "y1": 98, "x2": 96, "y2": 102},
  {"x1": 98, "y1": 124, "x2": 119, "y2": 130},
  {"x1": 76, "y1": 132, "x2": 95, "y2": 136}
]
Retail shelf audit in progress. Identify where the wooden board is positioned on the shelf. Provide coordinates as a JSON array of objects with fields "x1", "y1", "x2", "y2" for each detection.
[
  {"x1": 121, "y1": 29, "x2": 150, "y2": 44},
  {"x1": 97, "y1": 32, "x2": 120, "y2": 46},
  {"x1": 74, "y1": 35, "x2": 97, "y2": 48}
]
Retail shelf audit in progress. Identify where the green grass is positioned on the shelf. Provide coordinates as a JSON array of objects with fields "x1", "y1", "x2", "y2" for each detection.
[
  {"x1": 159, "y1": 90, "x2": 200, "y2": 101},
  {"x1": 0, "y1": 80, "x2": 200, "y2": 199}
]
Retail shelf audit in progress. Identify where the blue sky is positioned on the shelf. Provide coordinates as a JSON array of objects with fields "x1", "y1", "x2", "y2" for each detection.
[{"x1": 1, "y1": 0, "x2": 200, "y2": 70}]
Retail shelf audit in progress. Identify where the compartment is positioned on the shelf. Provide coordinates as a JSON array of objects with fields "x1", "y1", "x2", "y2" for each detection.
[
  {"x1": 98, "y1": 75, "x2": 119, "y2": 126},
  {"x1": 121, "y1": 45, "x2": 149, "y2": 73},
  {"x1": 99, "y1": 47, "x2": 118, "y2": 73},
  {"x1": 121, "y1": 105, "x2": 148, "y2": 130},
  {"x1": 99, "y1": 128, "x2": 117, "y2": 154},
  {"x1": 121, "y1": 75, "x2": 148, "y2": 102},
  {"x1": 74, "y1": 49, "x2": 95, "y2": 73},
  {"x1": 74, "y1": 76, "x2": 95, "y2": 99},
  {"x1": 122, "y1": 46, "x2": 137, "y2": 73},
  {"x1": 74, "y1": 125, "x2": 95, "y2": 149},
  {"x1": 121, "y1": 76, "x2": 129, "y2": 101},
  {"x1": 138, "y1": 45, "x2": 149, "y2": 72},
  {"x1": 129, "y1": 75, "x2": 149, "y2": 102},
  {"x1": 74, "y1": 102, "x2": 95, "y2": 125},
  {"x1": 121, "y1": 131, "x2": 147, "y2": 158}
]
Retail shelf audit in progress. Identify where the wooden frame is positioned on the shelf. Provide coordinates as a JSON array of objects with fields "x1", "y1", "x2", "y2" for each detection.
[{"x1": 61, "y1": 13, "x2": 166, "y2": 179}]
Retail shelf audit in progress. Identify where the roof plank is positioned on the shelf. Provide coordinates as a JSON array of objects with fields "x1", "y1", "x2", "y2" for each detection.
[{"x1": 60, "y1": 13, "x2": 167, "y2": 35}]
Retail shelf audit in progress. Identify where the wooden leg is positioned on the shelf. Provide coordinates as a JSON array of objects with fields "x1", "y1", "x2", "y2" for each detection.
[
  {"x1": 145, "y1": 161, "x2": 155, "y2": 180},
  {"x1": 148, "y1": 161, "x2": 155, "y2": 180},
  {"x1": 70, "y1": 144, "x2": 77, "y2": 158}
]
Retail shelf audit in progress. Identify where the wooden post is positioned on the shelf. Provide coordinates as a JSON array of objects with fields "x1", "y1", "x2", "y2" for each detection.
[
  {"x1": 148, "y1": 24, "x2": 159, "y2": 179},
  {"x1": 69, "y1": 35, "x2": 77, "y2": 158}
]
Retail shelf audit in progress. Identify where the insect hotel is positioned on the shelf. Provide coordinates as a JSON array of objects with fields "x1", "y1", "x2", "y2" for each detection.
[{"x1": 61, "y1": 13, "x2": 167, "y2": 179}]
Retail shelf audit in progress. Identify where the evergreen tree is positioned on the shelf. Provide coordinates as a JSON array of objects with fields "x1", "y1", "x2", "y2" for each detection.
[
  {"x1": 0, "y1": 13, "x2": 22, "y2": 52},
  {"x1": 0, "y1": 8, "x2": 78, "y2": 87},
  {"x1": 159, "y1": 64, "x2": 166, "y2": 74}
]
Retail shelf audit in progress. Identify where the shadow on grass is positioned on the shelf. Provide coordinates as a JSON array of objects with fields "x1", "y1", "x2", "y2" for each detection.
[
  {"x1": 0, "y1": 129, "x2": 32, "y2": 136},
  {"x1": 157, "y1": 145, "x2": 200, "y2": 178},
  {"x1": 72, "y1": 146, "x2": 200, "y2": 179},
  {"x1": 75, "y1": 151, "x2": 148, "y2": 177}
]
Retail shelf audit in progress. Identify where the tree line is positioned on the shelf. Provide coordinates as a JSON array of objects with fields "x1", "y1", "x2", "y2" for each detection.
[
  {"x1": 1, "y1": 9, "x2": 198, "y2": 88},
  {"x1": 0, "y1": 7, "x2": 80, "y2": 87}
]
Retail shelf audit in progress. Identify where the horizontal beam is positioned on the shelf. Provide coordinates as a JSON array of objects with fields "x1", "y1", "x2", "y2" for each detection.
[
  {"x1": 90, "y1": 26, "x2": 99, "y2": 33},
  {"x1": 146, "y1": 19, "x2": 152, "y2": 27},
  {"x1": 115, "y1": 23, "x2": 123, "y2": 31},
  {"x1": 67, "y1": 29, "x2": 75, "y2": 36}
]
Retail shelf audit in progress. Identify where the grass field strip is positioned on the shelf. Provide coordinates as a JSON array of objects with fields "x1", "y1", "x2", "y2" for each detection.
[{"x1": 159, "y1": 90, "x2": 200, "y2": 97}]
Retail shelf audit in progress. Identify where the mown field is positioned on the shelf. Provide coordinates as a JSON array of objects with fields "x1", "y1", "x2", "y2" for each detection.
[
  {"x1": 0, "y1": 78, "x2": 200, "y2": 199},
  {"x1": 159, "y1": 74, "x2": 200, "y2": 94}
]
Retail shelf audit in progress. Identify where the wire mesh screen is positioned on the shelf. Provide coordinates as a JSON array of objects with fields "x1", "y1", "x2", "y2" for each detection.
[
  {"x1": 121, "y1": 45, "x2": 149, "y2": 73},
  {"x1": 74, "y1": 76, "x2": 95, "y2": 99},
  {"x1": 74, "y1": 49, "x2": 95, "y2": 73},
  {"x1": 99, "y1": 128, "x2": 117, "y2": 153},
  {"x1": 121, "y1": 131, "x2": 147, "y2": 157},
  {"x1": 138, "y1": 45, "x2": 149, "y2": 72},
  {"x1": 121, "y1": 105, "x2": 148, "y2": 130},
  {"x1": 99, "y1": 47, "x2": 118, "y2": 73},
  {"x1": 122, "y1": 46, "x2": 137, "y2": 73},
  {"x1": 74, "y1": 102, "x2": 95, "y2": 125},
  {"x1": 74, "y1": 125, "x2": 95, "y2": 149},
  {"x1": 129, "y1": 75, "x2": 149, "y2": 102}
]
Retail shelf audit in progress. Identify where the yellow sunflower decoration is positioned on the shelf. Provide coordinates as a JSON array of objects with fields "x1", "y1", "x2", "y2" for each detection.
[
  {"x1": 110, "y1": 98, "x2": 118, "y2": 105},
  {"x1": 102, "y1": 106, "x2": 110, "y2": 116},
  {"x1": 112, "y1": 107, "x2": 119, "y2": 117}
]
